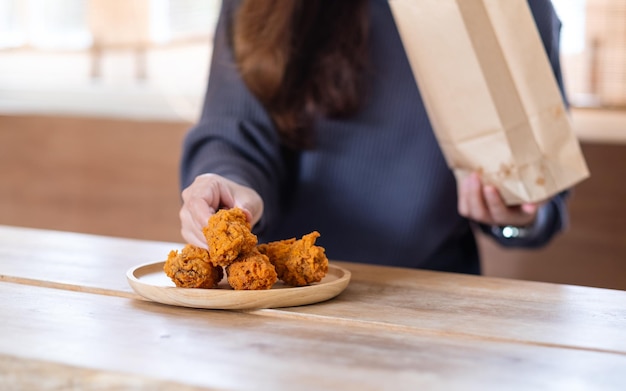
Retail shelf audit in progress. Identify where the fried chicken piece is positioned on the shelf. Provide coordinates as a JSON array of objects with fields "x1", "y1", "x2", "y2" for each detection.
[
  {"x1": 258, "y1": 231, "x2": 328, "y2": 287},
  {"x1": 256, "y1": 238, "x2": 295, "y2": 267},
  {"x1": 225, "y1": 249, "x2": 277, "y2": 290},
  {"x1": 202, "y1": 208, "x2": 257, "y2": 267},
  {"x1": 163, "y1": 244, "x2": 224, "y2": 288}
]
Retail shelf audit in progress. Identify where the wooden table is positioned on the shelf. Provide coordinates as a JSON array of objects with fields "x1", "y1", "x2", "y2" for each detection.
[{"x1": 1, "y1": 225, "x2": 625, "y2": 390}]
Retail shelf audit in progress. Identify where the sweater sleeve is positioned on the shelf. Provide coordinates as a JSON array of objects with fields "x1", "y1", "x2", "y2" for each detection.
[
  {"x1": 179, "y1": 0, "x2": 285, "y2": 234},
  {"x1": 481, "y1": 0, "x2": 571, "y2": 248}
]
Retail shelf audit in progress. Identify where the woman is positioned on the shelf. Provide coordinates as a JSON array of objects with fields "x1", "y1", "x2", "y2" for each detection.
[{"x1": 179, "y1": 0, "x2": 569, "y2": 274}]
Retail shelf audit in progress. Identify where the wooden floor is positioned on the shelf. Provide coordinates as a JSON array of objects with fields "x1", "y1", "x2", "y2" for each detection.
[{"x1": 1, "y1": 114, "x2": 625, "y2": 290}]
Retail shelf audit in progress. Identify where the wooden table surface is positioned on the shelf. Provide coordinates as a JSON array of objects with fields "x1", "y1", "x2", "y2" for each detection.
[{"x1": 1, "y1": 225, "x2": 625, "y2": 390}]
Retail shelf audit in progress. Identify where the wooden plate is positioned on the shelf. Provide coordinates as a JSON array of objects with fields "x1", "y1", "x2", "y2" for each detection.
[{"x1": 126, "y1": 262, "x2": 351, "y2": 310}]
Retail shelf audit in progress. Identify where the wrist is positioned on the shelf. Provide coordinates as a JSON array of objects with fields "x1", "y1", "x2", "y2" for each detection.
[{"x1": 490, "y1": 205, "x2": 546, "y2": 240}]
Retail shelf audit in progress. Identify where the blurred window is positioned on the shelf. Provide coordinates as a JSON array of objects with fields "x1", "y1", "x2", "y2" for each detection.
[
  {"x1": 28, "y1": 0, "x2": 90, "y2": 49},
  {"x1": 156, "y1": 0, "x2": 219, "y2": 42},
  {"x1": 550, "y1": 0, "x2": 626, "y2": 108},
  {"x1": 552, "y1": 0, "x2": 587, "y2": 55},
  {"x1": 0, "y1": 0, "x2": 23, "y2": 48},
  {"x1": 0, "y1": 0, "x2": 219, "y2": 49},
  {"x1": 0, "y1": 0, "x2": 90, "y2": 49}
]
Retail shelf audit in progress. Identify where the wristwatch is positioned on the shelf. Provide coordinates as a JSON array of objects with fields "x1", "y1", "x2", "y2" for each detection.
[{"x1": 491, "y1": 224, "x2": 532, "y2": 239}]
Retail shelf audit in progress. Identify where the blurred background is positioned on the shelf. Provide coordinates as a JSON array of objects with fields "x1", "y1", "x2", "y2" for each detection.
[
  {"x1": 0, "y1": 0, "x2": 625, "y2": 290},
  {"x1": 0, "y1": 0, "x2": 218, "y2": 121}
]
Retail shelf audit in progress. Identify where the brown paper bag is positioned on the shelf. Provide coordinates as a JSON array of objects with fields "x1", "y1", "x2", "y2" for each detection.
[{"x1": 389, "y1": 0, "x2": 589, "y2": 204}]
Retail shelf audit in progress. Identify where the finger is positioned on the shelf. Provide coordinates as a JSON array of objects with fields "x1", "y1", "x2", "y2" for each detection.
[
  {"x1": 222, "y1": 179, "x2": 264, "y2": 225},
  {"x1": 187, "y1": 198, "x2": 215, "y2": 231},
  {"x1": 483, "y1": 186, "x2": 540, "y2": 226},
  {"x1": 482, "y1": 185, "x2": 509, "y2": 224},
  {"x1": 514, "y1": 203, "x2": 539, "y2": 227},
  {"x1": 233, "y1": 192, "x2": 263, "y2": 225},
  {"x1": 179, "y1": 207, "x2": 209, "y2": 249},
  {"x1": 235, "y1": 204, "x2": 254, "y2": 223},
  {"x1": 457, "y1": 175, "x2": 469, "y2": 217},
  {"x1": 179, "y1": 205, "x2": 205, "y2": 241},
  {"x1": 217, "y1": 180, "x2": 235, "y2": 209},
  {"x1": 521, "y1": 203, "x2": 538, "y2": 215},
  {"x1": 466, "y1": 173, "x2": 491, "y2": 223},
  {"x1": 185, "y1": 174, "x2": 221, "y2": 210},
  {"x1": 185, "y1": 231, "x2": 209, "y2": 249}
]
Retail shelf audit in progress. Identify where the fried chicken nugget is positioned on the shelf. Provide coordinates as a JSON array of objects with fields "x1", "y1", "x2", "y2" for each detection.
[
  {"x1": 164, "y1": 244, "x2": 224, "y2": 288},
  {"x1": 258, "y1": 231, "x2": 328, "y2": 287},
  {"x1": 203, "y1": 208, "x2": 257, "y2": 267},
  {"x1": 225, "y1": 249, "x2": 277, "y2": 290}
]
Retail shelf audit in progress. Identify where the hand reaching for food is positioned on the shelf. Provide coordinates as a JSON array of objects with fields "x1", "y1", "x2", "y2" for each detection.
[{"x1": 179, "y1": 174, "x2": 264, "y2": 249}]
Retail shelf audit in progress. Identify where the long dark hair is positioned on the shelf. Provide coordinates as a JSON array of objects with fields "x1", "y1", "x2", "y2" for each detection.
[{"x1": 233, "y1": 0, "x2": 370, "y2": 149}]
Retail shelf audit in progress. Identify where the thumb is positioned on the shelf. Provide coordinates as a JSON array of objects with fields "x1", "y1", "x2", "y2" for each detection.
[
  {"x1": 234, "y1": 197, "x2": 263, "y2": 226},
  {"x1": 221, "y1": 179, "x2": 263, "y2": 226}
]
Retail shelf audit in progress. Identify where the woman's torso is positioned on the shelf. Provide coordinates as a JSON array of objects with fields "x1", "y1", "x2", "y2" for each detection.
[{"x1": 262, "y1": 0, "x2": 479, "y2": 273}]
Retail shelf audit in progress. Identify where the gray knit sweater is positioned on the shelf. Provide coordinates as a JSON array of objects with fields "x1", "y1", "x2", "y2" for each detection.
[{"x1": 181, "y1": 0, "x2": 569, "y2": 274}]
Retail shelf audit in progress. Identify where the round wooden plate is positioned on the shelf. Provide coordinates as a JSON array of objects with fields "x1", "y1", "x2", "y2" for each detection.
[{"x1": 126, "y1": 262, "x2": 351, "y2": 310}]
